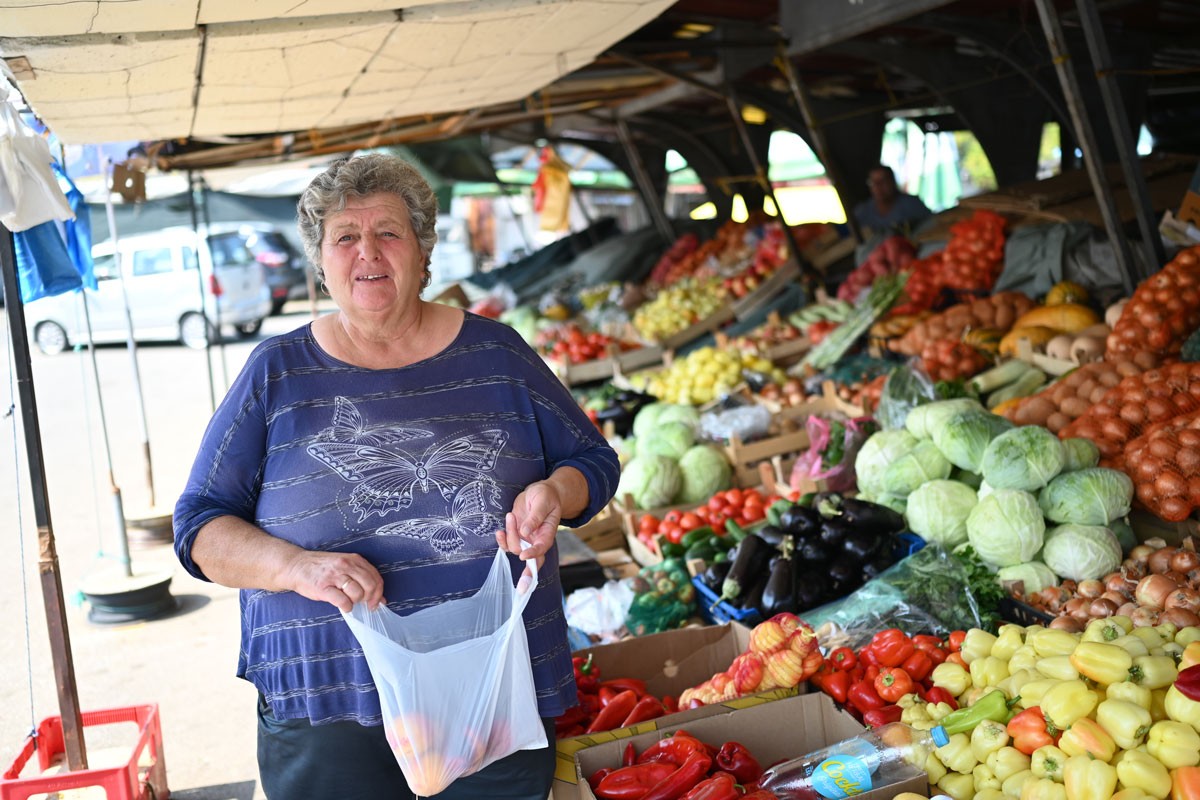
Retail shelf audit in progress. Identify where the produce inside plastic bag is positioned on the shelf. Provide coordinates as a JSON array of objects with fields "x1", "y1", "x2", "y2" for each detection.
[
  {"x1": 342, "y1": 548, "x2": 546, "y2": 796},
  {"x1": 788, "y1": 414, "x2": 877, "y2": 493},
  {"x1": 875, "y1": 362, "x2": 938, "y2": 431}
]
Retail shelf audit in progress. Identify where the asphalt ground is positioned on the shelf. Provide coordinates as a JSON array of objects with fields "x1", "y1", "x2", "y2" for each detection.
[{"x1": 0, "y1": 299, "x2": 336, "y2": 800}]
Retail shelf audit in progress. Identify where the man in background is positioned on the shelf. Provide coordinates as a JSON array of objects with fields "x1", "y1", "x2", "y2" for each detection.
[{"x1": 854, "y1": 164, "x2": 932, "y2": 237}]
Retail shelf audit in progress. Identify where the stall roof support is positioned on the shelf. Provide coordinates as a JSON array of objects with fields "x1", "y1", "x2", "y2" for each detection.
[{"x1": 616, "y1": 118, "x2": 675, "y2": 245}]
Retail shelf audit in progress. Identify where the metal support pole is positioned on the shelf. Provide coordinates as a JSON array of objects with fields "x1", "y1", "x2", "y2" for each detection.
[
  {"x1": 774, "y1": 48, "x2": 866, "y2": 245},
  {"x1": 615, "y1": 118, "x2": 675, "y2": 244},
  {"x1": 187, "y1": 170, "x2": 218, "y2": 413},
  {"x1": 1032, "y1": 0, "x2": 1139, "y2": 294},
  {"x1": 1075, "y1": 0, "x2": 1165, "y2": 272},
  {"x1": 0, "y1": 225, "x2": 88, "y2": 771}
]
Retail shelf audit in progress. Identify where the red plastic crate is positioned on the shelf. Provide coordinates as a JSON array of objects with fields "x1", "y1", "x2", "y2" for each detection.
[{"x1": 1, "y1": 704, "x2": 168, "y2": 800}]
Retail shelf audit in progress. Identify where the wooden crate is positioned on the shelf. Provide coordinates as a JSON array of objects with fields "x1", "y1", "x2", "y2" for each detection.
[
  {"x1": 731, "y1": 260, "x2": 801, "y2": 320},
  {"x1": 1128, "y1": 509, "x2": 1200, "y2": 548},
  {"x1": 659, "y1": 305, "x2": 736, "y2": 352},
  {"x1": 725, "y1": 429, "x2": 811, "y2": 489},
  {"x1": 571, "y1": 503, "x2": 627, "y2": 554}
]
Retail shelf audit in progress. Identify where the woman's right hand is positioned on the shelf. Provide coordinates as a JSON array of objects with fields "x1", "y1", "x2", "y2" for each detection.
[{"x1": 281, "y1": 550, "x2": 386, "y2": 612}]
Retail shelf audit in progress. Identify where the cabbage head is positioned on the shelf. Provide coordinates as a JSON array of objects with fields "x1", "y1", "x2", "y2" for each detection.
[
  {"x1": 952, "y1": 468, "x2": 983, "y2": 490},
  {"x1": 932, "y1": 411, "x2": 1014, "y2": 473},
  {"x1": 632, "y1": 403, "x2": 666, "y2": 438},
  {"x1": 1109, "y1": 518, "x2": 1137, "y2": 553},
  {"x1": 617, "y1": 454, "x2": 682, "y2": 509},
  {"x1": 1042, "y1": 524, "x2": 1122, "y2": 582},
  {"x1": 676, "y1": 445, "x2": 733, "y2": 504},
  {"x1": 856, "y1": 429, "x2": 920, "y2": 497},
  {"x1": 997, "y1": 561, "x2": 1059, "y2": 596},
  {"x1": 862, "y1": 492, "x2": 908, "y2": 516},
  {"x1": 634, "y1": 402, "x2": 697, "y2": 438},
  {"x1": 966, "y1": 488, "x2": 1046, "y2": 568},
  {"x1": 1062, "y1": 438, "x2": 1101, "y2": 472},
  {"x1": 980, "y1": 425, "x2": 1066, "y2": 491},
  {"x1": 905, "y1": 479, "x2": 978, "y2": 548},
  {"x1": 905, "y1": 398, "x2": 986, "y2": 440},
  {"x1": 977, "y1": 480, "x2": 997, "y2": 499},
  {"x1": 638, "y1": 421, "x2": 695, "y2": 460},
  {"x1": 880, "y1": 439, "x2": 952, "y2": 496},
  {"x1": 1038, "y1": 467, "x2": 1133, "y2": 525}
]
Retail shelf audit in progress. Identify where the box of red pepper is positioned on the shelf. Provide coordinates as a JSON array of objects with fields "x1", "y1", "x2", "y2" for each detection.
[{"x1": 573, "y1": 692, "x2": 928, "y2": 800}]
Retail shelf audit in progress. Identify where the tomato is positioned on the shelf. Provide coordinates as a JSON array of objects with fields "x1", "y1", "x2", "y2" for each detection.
[
  {"x1": 638, "y1": 514, "x2": 659, "y2": 533},
  {"x1": 663, "y1": 509, "x2": 683, "y2": 524},
  {"x1": 723, "y1": 488, "x2": 744, "y2": 506},
  {"x1": 661, "y1": 524, "x2": 685, "y2": 545},
  {"x1": 707, "y1": 495, "x2": 729, "y2": 512},
  {"x1": 709, "y1": 513, "x2": 728, "y2": 534},
  {"x1": 742, "y1": 504, "x2": 765, "y2": 523},
  {"x1": 679, "y1": 512, "x2": 703, "y2": 531}
]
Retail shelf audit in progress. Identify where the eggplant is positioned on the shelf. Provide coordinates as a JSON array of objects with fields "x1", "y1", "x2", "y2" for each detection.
[
  {"x1": 717, "y1": 533, "x2": 771, "y2": 607},
  {"x1": 842, "y1": 530, "x2": 883, "y2": 562},
  {"x1": 756, "y1": 524, "x2": 787, "y2": 548},
  {"x1": 701, "y1": 560, "x2": 732, "y2": 592},
  {"x1": 838, "y1": 498, "x2": 906, "y2": 534},
  {"x1": 739, "y1": 571, "x2": 769, "y2": 612},
  {"x1": 818, "y1": 518, "x2": 853, "y2": 549},
  {"x1": 861, "y1": 550, "x2": 896, "y2": 581},
  {"x1": 760, "y1": 556, "x2": 796, "y2": 617},
  {"x1": 779, "y1": 504, "x2": 820, "y2": 537},
  {"x1": 799, "y1": 540, "x2": 831, "y2": 564}
]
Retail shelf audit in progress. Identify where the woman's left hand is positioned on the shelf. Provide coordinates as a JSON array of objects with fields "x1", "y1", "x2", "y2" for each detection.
[{"x1": 497, "y1": 480, "x2": 562, "y2": 572}]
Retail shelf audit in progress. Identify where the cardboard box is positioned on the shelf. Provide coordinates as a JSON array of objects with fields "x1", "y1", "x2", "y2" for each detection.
[
  {"x1": 554, "y1": 623, "x2": 804, "y2": 800},
  {"x1": 1179, "y1": 162, "x2": 1200, "y2": 227},
  {"x1": 574, "y1": 693, "x2": 929, "y2": 800}
]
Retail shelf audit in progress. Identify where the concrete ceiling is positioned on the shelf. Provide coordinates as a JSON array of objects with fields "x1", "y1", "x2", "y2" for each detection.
[{"x1": 0, "y1": 0, "x2": 674, "y2": 144}]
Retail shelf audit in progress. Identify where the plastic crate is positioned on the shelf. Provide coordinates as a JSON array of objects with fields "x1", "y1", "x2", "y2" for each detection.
[
  {"x1": 999, "y1": 596, "x2": 1055, "y2": 626},
  {"x1": 692, "y1": 576, "x2": 763, "y2": 627},
  {"x1": 894, "y1": 532, "x2": 925, "y2": 561},
  {"x1": 2, "y1": 704, "x2": 168, "y2": 800}
]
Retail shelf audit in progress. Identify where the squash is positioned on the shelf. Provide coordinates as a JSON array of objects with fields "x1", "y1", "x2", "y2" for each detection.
[
  {"x1": 962, "y1": 327, "x2": 1004, "y2": 355},
  {"x1": 1045, "y1": 280, "x2": 1089, "y2": 306},
  {"x1": 1011, "y1": 303, "x2": 1100, "y2": 334},
  {"x1": 999, "y1": 325, "x2": 1062, "y2": 357}
]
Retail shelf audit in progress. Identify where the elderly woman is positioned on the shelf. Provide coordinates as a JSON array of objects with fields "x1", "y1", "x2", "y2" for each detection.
[{"x1": 174, "y1": 153, "x2": 619, "y2": 800}]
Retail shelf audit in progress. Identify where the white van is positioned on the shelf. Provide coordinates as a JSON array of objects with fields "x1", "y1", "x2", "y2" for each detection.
[{"x1": 26, "y1": 224, "x2": 273, "y2": 355}]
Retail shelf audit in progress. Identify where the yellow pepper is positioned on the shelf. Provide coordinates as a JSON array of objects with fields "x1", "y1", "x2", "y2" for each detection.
[
  {"x1": 1151, "y1": 689, "x2": 1170, "y2": 723},
  {"x1": 1071, "y1": 641, "x2": 1135, "y2": 686},
  {"x1": 1003, "y1": 768, "x2": 1037, "y2": 798},
  {"x1": 1108, "y1": 680, "x2": 1154, "y2": 710},
  {"x1": 1021, "y1": 776, "x2": 1068, "y2": 800},
  {"x1": 1020, "y1": 679, "x2": 1064, "y2": 709},
  {"x1": 1146, "y1": 720, "x2": 1200, "y2": 768},
  {"x1": 1003, "y1": 669, "x2": 1039, "y2": 700},
  {"x1": 1084, "y1": 617, "x2": 1130, "y2": 644},
  {"x1": 1042, "y1": 680, "x2": 1099, "y2": 729},
  {"x1": 1037, "y1": 655, "x2": 1081, "y2": 682},
  {"x1": 1161, "y1": 642, "x2": 1183, "y2": 664},
  {"x1": 924, "y1": 750, "x2": 948, "y2": 783},
  {"x1": 1009, "y1": 644, "x2": 1042, "y2": 675},
  {"x1": 1031, "y1": 744, "x2": 1069, "y2": 782},
  {"x1": 937, "y1": 771, "x2": 976, "y2": 800},
  {"x1": 1178, "y1": 641, "x2": 1200, "y2": 670},
  {"x1": 1115, "y1": 748, "x2": 1172, "y2": 799},
  {"x1": 962, "y1": 628, "x2": 999, "y2": 665},
  {"x1": 987, "y1": 746, "x2": 1031, "y2": 783},
  {"x1": 1111, "y1": 790, "x2": 1158, "y2": 800},
  {"x1": 1165, "y1": 684, "x2": 1200, "y2": 732},
  {"x1": 1156, "y1": 622, "x2": 1179, "y2": 639},
  {"x1": 993, "y1": 624, "x2": 1026, "y2": 661},
  {"x1": 971, "y1": 719, "x2": 1011, "y2": 764},
  {"x1": 1130, "y1": 655, "x2": 1178, "y2": 689},
  {"x1": 1133, "y1": 627, "x2": 1170, "y2": 651},
  {"x1": 1113, "y1": 635, "x2": 1153, "y2": 659},
  {"x1": 974, "y1": 763, "x2": 1001, "y2": 793},
  {"x1": 1097, "y1": 698, "x2": 1154, "y2": 749},
  {"x1": 974, "y1": 790, "x2": 1007, "y2": 800},
  {"x1": 1063, "y1": 754, "x2": 1118, "y2": 800},
  {"x1": 928, "y1": 701, "x2": 956, "y2": 721},
  {"x1": 933, "y1": 661, "x2": 973, "y2": 698},
  {"x1": 938, "y1": 732, "x2": 980, "y2": 774},
  {"x1": 961, "y1": 685, "x2": 996, "y2": 708},
  {"x1": 896, "y1": 693, "x2": 922, "y2": 709},
  {"x1": 971, "y1": 655, "x2": 1011, "y2": 689},
  {"x1": 901, "y1": 703, "x2": 932, "y2": 726},
  {"x1": 1030, "y1": 628, "x2": 1080, "y2": 658},
  {"x1": 1174, "y1": 628, "x2": 1200, "y2": 649},
  {"x1": 1058, "y1": 717, "x2": 1118, "y2": 762}
]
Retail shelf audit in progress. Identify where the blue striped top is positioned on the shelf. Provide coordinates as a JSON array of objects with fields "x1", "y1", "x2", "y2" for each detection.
[{"x1": 173, "y1": 312, "x2": 620, "y2": 725}]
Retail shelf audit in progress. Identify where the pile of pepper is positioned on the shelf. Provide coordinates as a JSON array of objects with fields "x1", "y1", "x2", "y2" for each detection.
[
  {"x1": 555, "y1": 655, "x2": 679, "y2": 739},
  {"x1": 809, "y1": 627, "x2": 963, "y2": 728},
  {"x1": 589, "y1": 730, "x2": 778, "y2": 800}
]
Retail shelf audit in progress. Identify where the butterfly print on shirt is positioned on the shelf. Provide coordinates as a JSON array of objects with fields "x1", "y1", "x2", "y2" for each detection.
[
  {"x1": 377, "y1": 478, "x2": 503, "y2": 554},
  {"x1": 306, "y1": 397, "x2": 509, "y2": 521}
]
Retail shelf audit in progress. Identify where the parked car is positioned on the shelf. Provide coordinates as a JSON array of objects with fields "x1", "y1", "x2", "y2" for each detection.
[
  {"x1": 26, "y1": 224, "x2": 273, "y2": 355},
  {"x1": 215, "y1": 222, "x2": 310, "y2": 314}
]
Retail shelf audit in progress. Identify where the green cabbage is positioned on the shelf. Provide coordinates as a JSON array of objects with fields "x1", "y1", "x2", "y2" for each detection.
[
  {"x1": 966, "y1": 488, "x2": 1046, "y2": 568},
  {"x1": 905, "y1": 479, "x2": 978, "y2": 548},
  {"x1": 617, "y1": 454, "x2": 682, "y2": 509},
  {"x1": 863, "y1": 492, "x2": 908, "y2": 515},
  {"x1": 1042, "y1": 524, "x2": 1123, "y2": 582},
  {"x1": 657, "y1": 404, "x2": 700, "y2": 431},
  {"x1": 676, "y1": 445, "x2": 733, "y2": 504},
  {"x1": 977, "y1": 480, "x2": 997, "y2": 499},
  {"x1": 905, "y1": 398, "x2": 986, "y2": 440},
  {"x1": 952, "y1": 468, "x2": 984, "y2": 490},
  {"x1": 980, "y1": 425, "x2": 1066, "y2": 491},
  {"x1": 1061, "y1": 438, "x2": 1101, "y2": 472},
  {"x1": 632, "y1": 402, "x2": 697, "y2": 438},
  {"x1": 1109, "y1": 518, "x2": 1137, "y2": 553},
  {"x1": 856, "y1": 430, "x2": 920, "y2": 497},
  {"x1": 996, "y1": 561, "x2": 1059, "y2": 596},
  {"x1": 1038, "y1": 467, "x2": 1134, "y2": 525},
  {"x1": 880, "y1": 439, "x2": 952, "y2": 496},
  {"x1": 638, "y1": 421, "x2": 695, "y2": 460},
  {"x1": 932, "y1": 411, "x2": 1014, "y2": 473}
]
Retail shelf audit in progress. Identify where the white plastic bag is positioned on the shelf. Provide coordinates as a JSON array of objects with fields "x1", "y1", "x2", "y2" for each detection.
[
  {"x1": 0, "y1": 101, "x2": 73, "y2": 232},
  {"x1": 342, "y1": 548, "x2": 547, "y2": 797}
]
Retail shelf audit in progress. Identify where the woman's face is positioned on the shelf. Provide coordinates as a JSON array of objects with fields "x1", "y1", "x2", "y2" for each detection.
[{"x1": 320, "y1": 193, "x2": 426, "y2": 319}]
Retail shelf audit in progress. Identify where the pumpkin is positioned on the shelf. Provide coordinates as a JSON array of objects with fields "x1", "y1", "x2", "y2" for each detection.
[
  {"x1": 1011, "y1": 303, "x2": 1100, "y2": 334},
  {"x1": 962, "y1": 326, "x2": 1004, "y2": 355},
  {"x1": 999, "y1": 325, "x2": 1063, "y2": 357},
  {"x1": 1045, "y1": 280, "x2": 1089, "y2": 306}
]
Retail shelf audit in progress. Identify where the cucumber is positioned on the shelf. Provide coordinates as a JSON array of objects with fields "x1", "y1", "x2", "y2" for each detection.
[
  {"x1": 970, "y1": 359, "x2": 1033, "y2": 395},
  {"x1": 659, "y1": 541, "x2": 685, "y2": 559},
  {"x1": 986, "y1": 367, "x2": 1048, "y2": 409}
]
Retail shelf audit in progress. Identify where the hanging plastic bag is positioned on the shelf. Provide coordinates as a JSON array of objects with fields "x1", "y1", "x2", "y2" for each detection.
[
  {"x1": 342, "y1": 548, "x2": 547, "y2": 797},
  {"x1": 789, "y1": 414, "x2": 878, "y2": 494},
  {"x1": 0, "y1": 101, "x2": 73, "y2": 232}
]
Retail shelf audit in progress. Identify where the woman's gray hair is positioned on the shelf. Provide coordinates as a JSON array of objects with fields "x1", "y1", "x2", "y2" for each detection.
[{"x1": 297, "y1": 153, "x2": 439, "y2": 281}]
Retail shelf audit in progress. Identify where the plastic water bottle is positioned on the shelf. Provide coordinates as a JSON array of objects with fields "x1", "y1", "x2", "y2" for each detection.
[{"x1": 757, "y1": 722, "x2": 949, "y2": 800}]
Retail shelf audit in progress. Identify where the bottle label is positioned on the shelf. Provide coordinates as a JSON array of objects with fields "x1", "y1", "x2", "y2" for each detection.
[{"x1": 810, "y1": 755, "x2": 874, "y2": 798}]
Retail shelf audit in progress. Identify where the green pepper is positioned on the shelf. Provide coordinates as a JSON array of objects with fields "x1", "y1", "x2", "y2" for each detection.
[{"x1": 936, "y1": 690, "x2": 1016, "y2": 737}]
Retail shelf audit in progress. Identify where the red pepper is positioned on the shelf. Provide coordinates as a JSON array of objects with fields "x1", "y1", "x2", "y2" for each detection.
[
  {"x1": 945, "y1": 651, "x2": 967, "y2": 668},
  {"x1": 586, "y1": 689, "x2": 638, "y2": 734},
  {"x1": 579, "y1": 689, "x2": 601, "y2": 715},
  {"x1": 874, "y1": 667, "x2": 914, "y2": 703},
  {"x1": 555, "y1": 704, "x2": 587, "y2": 731},
  {"x1": 681, "y1": 772, "x2": 739, "y2": 800},
  {"x1": 595, "y1": 763, "x2": 680, "y2": 800},
  {"x1": 623, "y1": 742, "x2": 637, "y2": 768},
  {"x1": 558, "y1": 724, "x2": 585, "y2": 738},
  {"x1": 824, "y1": 670, "x2": 851, "y2": 705},
  {"x1": 1177, "y1": 664, "x2": 1200, "y2": 701},
  {"x1": 858, "y1": 646, "x2": 881, "y2": 668},
  {"x1": 599, "y1": 685, "x2": 622, "y2": 707},
  {"x1": 589, "y1": 767, "x2": 614, "y2": 791},
  {"x1": 913, "y1": 639, "x2": 948, "y2": 665},
  {"x1": 601, "y1": 678, "x2": 649, "y2": 698},
  {"x1": 862, "y1": 704, "x2": 904, "y2": 728},
  {"x1": 922, "y1": 686, "x2": 959, "y2": 709},
  {"x1": 641, "y1": 751, "x2": 713, "y2": 800},
  {"x1": 741, "y1": 792, "x2": 780, "y2": 800},
  {"x1": 621, "y1": 696, "x2": 666, "y2": 727},
  {"x1": 1006, "y1": 706, "x2": 1061, "y2": 756},
  {"x1": 947, "y1": 630, "x2": 967, "y2": 652},
  {"x1": 714, "y1": 740, "x2": 763, "y2": 784},
  {"x1": 913, "y1": 634, "x2": 944, "y2": 650},
  {"x1": 637, "y1": 733, "x2": 710, "y2": 766},
  {"x1": 662, "y1": 695, "x2": 678, "y2": 714},
  {"x1": 900, "y1": 650, "x2": 933, "y2": 682},
  {"x1": 829, "y1": 646, "x2": 858, "y2": 671},
  {"x1": 863, "y1": 664, "x2": 880, "y2": 683},
  {"x1": 574, "y1": 654, "x2": 601, "y2": 693},
  {"x1": 870, "y1": 629, "x2": 915, "y2": 668},
  {"x1": 848, "y1": 679, "x2": 885, "y2": 714}
]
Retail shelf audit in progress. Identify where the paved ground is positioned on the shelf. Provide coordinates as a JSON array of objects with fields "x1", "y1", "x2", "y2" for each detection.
[{"x1": 0, "y1": 299, "x2": 334, "y2": 799}]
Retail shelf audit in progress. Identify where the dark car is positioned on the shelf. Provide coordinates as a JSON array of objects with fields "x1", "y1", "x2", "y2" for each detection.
[{"x1": 215, "y1": 223, "x2": 310, "y2": 315}]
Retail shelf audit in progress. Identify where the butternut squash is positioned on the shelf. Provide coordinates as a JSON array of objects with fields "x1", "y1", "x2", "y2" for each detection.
[
  {"x1": 999, "y1": 325, "x2": 1062, "y2": 357},
  {"x1": 1045, "y1": 280, "x2": 1089, "y2": 306},
  {"x1": 1010, "y1": 303, "x2": 1100, "y2": 334},
  {"x1": 962, "y1": 327, "x2": 1004, "y2": 355}
]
